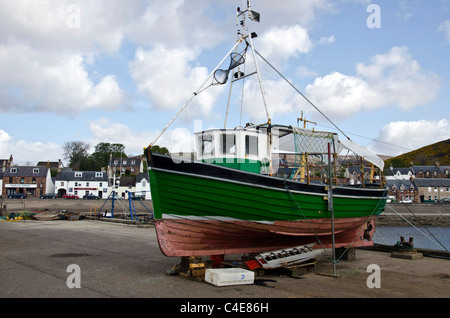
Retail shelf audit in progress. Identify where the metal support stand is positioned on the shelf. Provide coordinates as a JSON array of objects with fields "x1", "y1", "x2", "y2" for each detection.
[
  {"x1": 125, "y1": 190, "x2": 154, "y2": 221},
  {"x1": 98, "y1": 190, "x2": 116, "y2": 218},
  {"x1": 328, "y1": 142, "x2": 337, "y2": 277}
]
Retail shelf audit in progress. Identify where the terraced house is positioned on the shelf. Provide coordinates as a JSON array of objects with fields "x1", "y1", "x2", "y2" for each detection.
[
  {"x1": 1, "y1": 166, "x2": 54, "y2": 198},
  {"x1": 414, "y1": 178, "x2": 450, "y2": 203}
]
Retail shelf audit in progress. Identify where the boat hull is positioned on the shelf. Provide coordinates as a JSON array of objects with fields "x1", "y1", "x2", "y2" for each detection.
[
  {"x1": 147, "y1": 152, "x2": 387, "y2": 257},
  {"x1": 155, "y1": 217, "x2": 376, "y2": 257}
]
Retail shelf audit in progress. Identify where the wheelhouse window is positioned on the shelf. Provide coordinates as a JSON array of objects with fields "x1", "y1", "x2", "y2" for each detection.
[
  {"x1": 221, "y1": 134, "x2": 236, "y2": 154},
  {"x1": 245, "y1": 135, "x2": 258, "y2": 156},
  {"x1": 201, "y1": 135, "x2": 214, "y2": 155}
]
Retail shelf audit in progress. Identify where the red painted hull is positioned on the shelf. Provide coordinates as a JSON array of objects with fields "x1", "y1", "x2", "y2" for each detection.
[{"x1": 155, "y1": 216, "x2": 376, "y2": 257}]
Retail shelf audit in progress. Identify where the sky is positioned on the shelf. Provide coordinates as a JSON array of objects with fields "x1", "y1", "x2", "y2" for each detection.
[{"x1": 0, "y1": 0, "x2": 449, "y2": 166}]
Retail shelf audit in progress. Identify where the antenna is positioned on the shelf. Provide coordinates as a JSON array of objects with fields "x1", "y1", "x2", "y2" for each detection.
[
  {"x1": 236, "y1": 0, "x2": 260, "y2": 36},
  {"x1": 247, "y1": 0, "x2": 260, "y2": 22}
]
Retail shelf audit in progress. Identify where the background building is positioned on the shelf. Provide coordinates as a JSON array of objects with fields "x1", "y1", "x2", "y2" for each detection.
[
  {"x1": 55, "y1": 171, "x2": 108, "y2": 198},
  {"x1": 2, "y1": 166, "x2": 54, "y2": 198}
]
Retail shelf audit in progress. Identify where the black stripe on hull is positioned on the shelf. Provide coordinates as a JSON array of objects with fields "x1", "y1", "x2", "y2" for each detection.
[{"x1": 148, "y1": 152, "x2": 387, "y2": 199}]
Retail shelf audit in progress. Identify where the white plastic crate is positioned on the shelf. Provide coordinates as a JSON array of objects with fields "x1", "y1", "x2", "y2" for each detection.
[{"x1": 205, "y1": 268, "x2": 254, "y2": 287}]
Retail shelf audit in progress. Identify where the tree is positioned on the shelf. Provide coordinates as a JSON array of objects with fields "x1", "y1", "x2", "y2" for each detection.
[
  {"x1": 90, "y1": 142, "x2": 127, "y2": 171},
  {"x1": 62, "y1": 141, "x2": 90, "y2": 170},
  {"x1": 151, "y1": 145, "x2": 169, "y2": 155}
]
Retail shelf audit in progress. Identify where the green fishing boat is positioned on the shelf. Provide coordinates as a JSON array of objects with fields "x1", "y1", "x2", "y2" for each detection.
[{"x1": 146, "y1": 2, "x2": 388, "y2": 257}]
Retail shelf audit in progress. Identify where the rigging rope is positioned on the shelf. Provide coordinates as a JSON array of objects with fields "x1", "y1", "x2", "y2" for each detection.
[
  {"x1": 148, "y1": 38, "x2": 244, "y2": 148},
  {"x1": 254, "y1": 49, "x2": 350, "y2": 141},
  {"x1": 400, "y1": 202, "x2": 448, "y2": 251}
]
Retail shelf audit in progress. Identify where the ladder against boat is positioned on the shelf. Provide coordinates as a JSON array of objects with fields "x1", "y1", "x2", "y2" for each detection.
[{"x1": 255, "y1": 244, "x2": 323, "y2": 269}]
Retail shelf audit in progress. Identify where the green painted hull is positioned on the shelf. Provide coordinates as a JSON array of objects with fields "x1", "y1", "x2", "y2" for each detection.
[{"x1": 149, "y1": 167, "x2": 386, "y2": 222}]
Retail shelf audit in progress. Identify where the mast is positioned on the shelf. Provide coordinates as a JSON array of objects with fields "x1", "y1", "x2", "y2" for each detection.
[
  {"x1": 224, "y1": 0, "x2": 270, "y2": 127},
  {"x1": 148, "y1": 39, "x2": 243, "y2": 148}
]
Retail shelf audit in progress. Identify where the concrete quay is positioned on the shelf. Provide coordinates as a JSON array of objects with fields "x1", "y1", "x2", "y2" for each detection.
[
  {"x1": 1, "y1": 219, "x2": 448, "y2": 301},
  {"x1": 377, "y1": 203, "x2": 450, "y2": 226}
]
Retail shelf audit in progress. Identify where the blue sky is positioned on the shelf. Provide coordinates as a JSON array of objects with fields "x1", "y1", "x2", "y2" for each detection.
[{"x1": 0, "y1": 0, "x2": 449, "y2": 165}]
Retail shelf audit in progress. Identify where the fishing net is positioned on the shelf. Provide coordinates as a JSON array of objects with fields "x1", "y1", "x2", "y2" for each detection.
[
  {"x1": 213, "y1": 51, "x2": 246, "y2": 85},
  {"x1": 292, "y1": 128, "x2": 337, "y2": 182}
]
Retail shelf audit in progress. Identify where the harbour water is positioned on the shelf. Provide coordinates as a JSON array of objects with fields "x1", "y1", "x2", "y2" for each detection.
[{"x1": 374, "y1": 225, "x2": 450, "y2": 251}]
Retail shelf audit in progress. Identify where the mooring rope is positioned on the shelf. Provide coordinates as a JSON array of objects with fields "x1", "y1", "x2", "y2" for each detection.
[{"x1": 386, "y1": 204, "x2": 448, "y2": 251}]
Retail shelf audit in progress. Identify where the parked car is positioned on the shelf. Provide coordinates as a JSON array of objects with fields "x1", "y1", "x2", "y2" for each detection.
[
  {"x1": 400, "y1": 199, "x2": 412, "y2": 203},
  {"x1": 8, "y1": 193, "x2": 27, "y2": 199},
  {"x1": 63, "y1": 194, "x2": 79, "y2": 199},
  {"x1": 83, "y1": 194, "x2": 99, "y2": 200},
  {"x1": 40, "y1": 193, "x2": 58, "y2": 199}
]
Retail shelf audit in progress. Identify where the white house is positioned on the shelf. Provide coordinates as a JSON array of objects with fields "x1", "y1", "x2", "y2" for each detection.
[
  {"x1": 55, "y1": 171, "x2": 108, "y2": 198},
  {"x1": 105, "y1": 173, "x2": 151, "y2": 200},
  {"x1": 106, "y1": 175, "x2": 135, "y2": 199},
  {"x1": 136, "y1": 173, "x2": 151, "y2": 200},
  {"x1": 0, "y1": 172, "x2": 3, "y2": 196},
  {"x1": 385, "y1": 166, "x2": 414, "y2": 180}
]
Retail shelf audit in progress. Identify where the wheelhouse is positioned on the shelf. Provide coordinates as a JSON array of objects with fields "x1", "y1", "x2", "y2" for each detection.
[{"x1": 195, "y1": 127, "x2": 269, "y2": 174}]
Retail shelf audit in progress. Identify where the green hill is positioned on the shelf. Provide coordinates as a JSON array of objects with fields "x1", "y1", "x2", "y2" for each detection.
[{"x1": 384, "y1": 139, "x2": 450, "y2": 168}]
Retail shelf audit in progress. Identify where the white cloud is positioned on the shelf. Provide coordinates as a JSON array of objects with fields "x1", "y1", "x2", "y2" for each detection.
[
  {"x1": 240, "y1": 78, "x2": 305, "y2": 123},
  {"x1": 0, "y1": 1, "x2": 126, "y2": 54},
  {"x1": 129, "y1": 45, "x2": 225, "y2": 120},
  {"x1": 438, "y1": 20, "x2": 450, "y2": 44},
  {"x1": 88, "y1": 118, "x2": 194, "y2": 155},
  {"x1": 316, "y1": 35, "x2": 335, "y2": 45},
  {"x1": 258, "y1": 25, "x2": 313, "y2": 64},
  {"x1": 88, "y1": 118, "x2": 151, "y2": 155},
  {"x1": 356, "y1": 47, "x2": 439, "y2": 109},
  {"x1": 253, "y1": 0, "x2": 335, "y2": 27},
  {"x1": 0, "y1": 0, "x2": 130, "y2": 115},
  {"x1": 0, "y1": 130, "x2": 12, "y2": 156},
  {"x1": 0, "y1": 129, "x2": 62, "y2": 165},
  {"x1": 305, "y1": 47, "x2": 440, "y2": 120},
  {"x1": 297, "y1": 66, "x2": 318, "y2": 78},
  {"x1": 0, "y1": 43, "x2": 127, "y2": 114},
  {"x1": 125, "y1": 0, "x2": 224, "y2": 49},
  {"x1": 0, "y1": 0, "x2": 335, "y2": 118},
  {"x1": 372, "y1": 119, "x2": 450, "y2": 156},
  {"x1": 305, "y1": 72, "x2": 378, "y2": 116}
]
